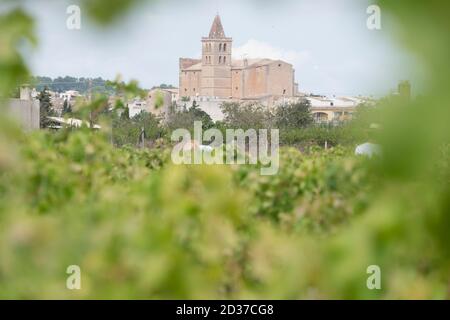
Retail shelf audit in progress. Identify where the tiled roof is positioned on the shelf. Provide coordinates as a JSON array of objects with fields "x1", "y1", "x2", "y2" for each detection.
[
  {"x1": 209, "y1": 15, "x2": 226, "y2": 39},
  {"x1": 184, "y1": 63, "x2": 202, "y2": 71},
  {"x1": 182, "y1": 59, "x2": 284, "y2": 71},
  {"x1": 231, "y1": 58, "x2": 281, "y2": 68}
]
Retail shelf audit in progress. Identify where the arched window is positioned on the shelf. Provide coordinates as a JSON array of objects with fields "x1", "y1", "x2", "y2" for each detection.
[
  {"x1": 223, "y1": 43, "x2": 227, "y2": 52},
  {"x1": 219, "y1": 43, "x2": 222, "y2": 52},
  {"x1": 219, "y1": 56, "x2": 222, "y2": 64},
  {"x1": 223, "y1": 56, "x2": 226, "y2": 64}
]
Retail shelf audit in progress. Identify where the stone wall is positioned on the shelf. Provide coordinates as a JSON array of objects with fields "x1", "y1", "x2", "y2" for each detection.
[{"x1": 5, "y1": 99, "x2": 40, "y2": 130}]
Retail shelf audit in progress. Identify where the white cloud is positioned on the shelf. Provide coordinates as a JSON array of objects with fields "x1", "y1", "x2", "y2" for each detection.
[{"x1": 232, "y1": 39, "x2": 310, "y2": 66}]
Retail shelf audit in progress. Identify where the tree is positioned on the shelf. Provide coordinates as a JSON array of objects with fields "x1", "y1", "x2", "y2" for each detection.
[
  {"x1": 189, "y1": 100, "x2": 214, "y2": 129},
  {"x1": 112, "y1": 111, "x2": 162, "y2": 147},
  {"x1": 166, "y1": 100, "x2": 214, "y2": 132},
  {"x1": 274, "y1": 100, "x2": 313, "y2": 129},
  {"x1": 153, "y1": 90, "x2": 164, "y2": 110},
  {"x1": 155, "y1": 83, "x2": 175, "y2": 89},
  {"x1": 132, "y1": 111, "x2": 162, "y2": 140},
  {"x1": 37, "y1": 87, "x2": 55, "y2": 128},
  {"x1": 31, "y1": 76, "x2": 115, "y2": 95},
  {"x1": 221, "y1": 102, "x2": 271, "y2": 130},
  {"x1": 62, "y1": 99, "x2": 72, "y2": 116},
  {"x1": 120, "y1": 106, "x2": 130, "y2": 120}
]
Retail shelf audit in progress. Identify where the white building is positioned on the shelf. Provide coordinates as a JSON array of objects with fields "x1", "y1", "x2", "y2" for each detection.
[
  {"x1": 305, "y1": 95, "x2": 373, "y2": 123},
  {"x1": 127, "y1": 99, "x2": 147, "y2": 118},
  {"x1": 46, "y1": 116, "x2": 101, "y2": 130},
  {"x1": 59, "y1": 90, "x2": 80, "y2": 100}
]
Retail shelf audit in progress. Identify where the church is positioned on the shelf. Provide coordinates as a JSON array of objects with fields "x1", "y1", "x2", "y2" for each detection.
[{"x1": 179, "y1": 15, "x2": 298, "y2": 102}]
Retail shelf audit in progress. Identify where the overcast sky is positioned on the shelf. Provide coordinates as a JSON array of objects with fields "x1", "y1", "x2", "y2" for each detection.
[{"x1": 11, "y1": 0, "x2": 424, "y2": 96}]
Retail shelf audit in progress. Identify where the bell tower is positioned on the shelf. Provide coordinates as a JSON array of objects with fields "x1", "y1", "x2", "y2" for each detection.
[{"x1": 201, "y1": 15, "x2": 232, "y2": 98}]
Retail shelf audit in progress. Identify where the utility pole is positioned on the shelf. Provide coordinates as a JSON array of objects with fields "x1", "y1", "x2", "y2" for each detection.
[{"x1": 88, "y1": 78, "x2": 93, "y2": 129}]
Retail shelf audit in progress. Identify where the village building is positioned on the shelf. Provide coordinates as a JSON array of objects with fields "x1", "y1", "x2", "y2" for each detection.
[
  {"x1": 5, "y1": 86, "x2": 40, "y2": 130},
  {"x1": 178, "y1": 15, "x2": 298, "y2": 120},
  {"x1": 305, "y1": 95, "x2": 370, "y2": 123}
]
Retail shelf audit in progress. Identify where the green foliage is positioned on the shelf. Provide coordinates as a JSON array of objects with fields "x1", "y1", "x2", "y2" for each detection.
[
  {"x1": 153, "y1": 84, "x2": 176, "y2": 90},
  {"x1": 37, "y1": 88, "x2": 55, "y2": 128},
  {"x1": 62, "y1": 99, "x2": 73, "y2": 116},
  {"x1": 107, "y1": 77, "x2": 146, "y2": 100},
  {"x1": 220, "y1": 100, "x2": 313, "y2": 134},
  {"x1": 235, "y1": 147, "x2": 374, "y2": 230},
  {"x1": 31, "y1": 76, "x2": 115, "y2": 95},
  {"x1": 112, "y1": 111, "x2": 163, "y2": 147},
  {"x1": 120, "y1": 106, "x2": 130, "y2": 120},
  {"x1": 153, "y1": 90, "x2": 164, "y2": 110},
  {"x1": 221, "y1": 102, "x2": 271, "y2": 130},
  {"x1": 166, "y1": 100, "x2": 214, "y2": 132},
  {"x1": 0, "y1": 9, "x2": 36, "y2": 97},
  {"x1": 80, "y1": 0, "x2": 145, "y2": 26},
  {"x1": 279, "y1": 125, "x2": 361, "y2": 148},
  {"x1": 71, "y1": 94, "x2": 109, "y2": 129},
  {"x1": 274, "y1": 100, "x2": 313, "y2": 129},
  {"x1": 0, "y1": 125, "x2": 447, "y2": 298},
  {"x1": 190, "y1": 101, "x2": 214, "y2": 129}
]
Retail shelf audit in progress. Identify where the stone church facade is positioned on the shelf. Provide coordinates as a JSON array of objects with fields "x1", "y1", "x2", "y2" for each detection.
[{"x1": 179, "y1": 15, "x2": 297, "y2": 101}]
